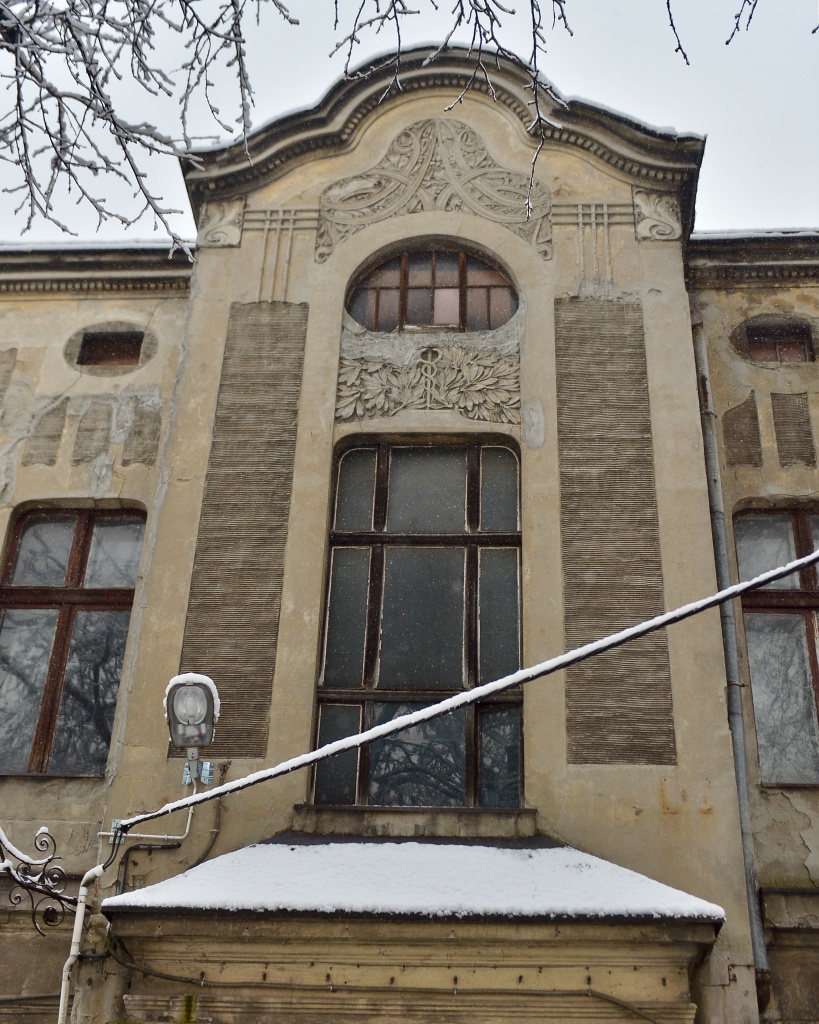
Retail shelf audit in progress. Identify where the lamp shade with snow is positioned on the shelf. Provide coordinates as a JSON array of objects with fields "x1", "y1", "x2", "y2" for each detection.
[{"x1": 165, "y1": 674, "x2": 219, "y2": 748}]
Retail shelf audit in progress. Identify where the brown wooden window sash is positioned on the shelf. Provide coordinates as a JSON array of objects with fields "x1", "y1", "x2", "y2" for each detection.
[
  {"x1": 0, "y1": 508, "x2": 143, "y2": 776},
  {"x1": 315, "y1": 441, "x2": 522, "y2": 808}
]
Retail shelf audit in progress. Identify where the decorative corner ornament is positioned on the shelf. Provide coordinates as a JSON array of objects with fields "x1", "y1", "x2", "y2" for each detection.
[
  {"x1": 632, "y1": 188, "x2": 682, "y2": 241},
  {"x1": 316, "y1": 119, "x2": 552, "y2": 262},
  {"x1": 0, "y1": 824, "x2": 77, "y2": 934},
  {"x1": 197, "y1": 199, "x2": 246, "y2": 247}
]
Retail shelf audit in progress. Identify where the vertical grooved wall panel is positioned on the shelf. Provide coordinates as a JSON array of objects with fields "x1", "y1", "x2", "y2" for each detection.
[
  {"x1": 771, "y1": 392, "x2": 816, "y2": 468},
  {"x1": 23, "y1": 399, "x2": 68, "y2": 466},
  {"x1": 179, "y1": 301, "x2": 308, "y2": 758},
  {"x1": 555, "y1": 298, "x2": 676, "y2": 764},
  {"x1": 722, "y1": 393, "x2": 762, "y2": 468},
  {"x1": 72, "y1": 402, "x2": 111, "y2": 464}
]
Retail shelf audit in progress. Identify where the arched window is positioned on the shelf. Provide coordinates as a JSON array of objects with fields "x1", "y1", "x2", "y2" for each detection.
[{"x1": 347, "y1": 248, "x2": 518, "y2": 333}]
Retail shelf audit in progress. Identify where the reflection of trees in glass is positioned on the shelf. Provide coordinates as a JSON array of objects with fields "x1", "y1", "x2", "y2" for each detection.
[
  {"x1": 49, "y1": 612, "x2": 130, "y2": 774},
  {"x1": 11, "y1": 516, "x2": 76, "y2": 586},
  {"x1": 745, "y1": 613, "x2": 819, "y2": 783},
  {"x1": 0, "y1": 611, "x2": 57, "y2": 772},
  {"x1": 369, "y1": 705, "x2": 466, "y2": 807},
  {"x1": 318, "y1": 442, "x2": 522, "y2": 807},
  {"x1": 85, "y1": 519, "x2": 144, "y2": 588},
  {"x1": 0, "y1": 509, "x2": 143, "y2": 775},
  {"x1": 479, "y1": 708, "x2": 521, "y2": 808}
]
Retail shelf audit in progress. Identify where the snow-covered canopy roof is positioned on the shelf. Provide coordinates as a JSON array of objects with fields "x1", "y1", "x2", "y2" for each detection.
[{"x1": 103, "y1": 838, "x2": 724, "y2": 922}]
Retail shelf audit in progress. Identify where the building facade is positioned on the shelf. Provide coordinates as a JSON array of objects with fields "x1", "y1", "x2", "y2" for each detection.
[{"x1": 1, "y1": 49, "x2": 817, "y2": 1024}]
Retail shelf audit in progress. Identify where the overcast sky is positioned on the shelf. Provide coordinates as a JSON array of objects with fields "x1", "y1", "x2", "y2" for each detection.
[{"x1": 3, "y1": 0, "x2": 818, "y2": 244}]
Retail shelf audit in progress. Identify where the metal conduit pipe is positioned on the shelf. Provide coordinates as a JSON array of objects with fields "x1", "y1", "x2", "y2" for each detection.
[{"x1": 692, "y1": 318, "x2": 771, "y2": 1009}]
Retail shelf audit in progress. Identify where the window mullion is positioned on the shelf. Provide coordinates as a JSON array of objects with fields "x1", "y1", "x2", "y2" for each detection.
[
  {"x1": 28, "y1": 605, "x2": 75, "y2": 773},
  {"x1": 465, "y1": 703, "x2": 477, "y2": 807},
  {"x1": 359, "y1": 701, "x2": 372, "y2": 805},
  {"x1": 67, "y1": 510, "x2": 93, "y2": 587},
  {"x1": 465, "y1": 543, "x2": 478, "y2": 689},
  {"x1": 795, "y1": 512, "x2": 817, "y2": 589},
  {"x1": 364, "y1": 545, "x2": 384, "y2": 688}
]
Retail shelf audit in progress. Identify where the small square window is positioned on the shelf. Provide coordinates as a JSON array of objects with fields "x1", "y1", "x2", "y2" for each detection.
[
  {"x1": 77, "y1": 332, "x2": 144, "y2": 367},
  {"x1": 746, "y1": 324, "x2": 813, "y2": 364}
]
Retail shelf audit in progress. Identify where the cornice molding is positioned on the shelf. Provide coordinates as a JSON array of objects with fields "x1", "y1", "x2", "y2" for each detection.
[
  {"x1": 687, "y1": 263, "x2": 819, "y2": 287},
  {"x1": 0, "y1": 248, "x2": 192, "y2": 296},
  {"x1": 686, "y1": 235, "x2": 819, "y2": 287},
  {"x1": 182, "y1": 49, "x2": 704, "y2": 234}
]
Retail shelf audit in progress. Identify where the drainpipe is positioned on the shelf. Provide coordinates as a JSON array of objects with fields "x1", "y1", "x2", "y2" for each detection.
[
  {"x1": 692, "y1": 318, "x2": 771, "y2": 1010},
  {"x1": 56, "y1": 863, "x2": 105, "y2": 1024}
]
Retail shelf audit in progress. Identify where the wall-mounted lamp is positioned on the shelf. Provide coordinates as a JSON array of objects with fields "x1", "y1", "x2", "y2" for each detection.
[{"x1": 164, "y1": 673, "x2": 220, "y2": 785}]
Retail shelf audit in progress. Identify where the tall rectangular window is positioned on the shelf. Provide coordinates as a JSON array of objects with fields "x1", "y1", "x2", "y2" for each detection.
[
  {"x1": 735, "y1": 510, "x2": 819, "y2": 784},
  {"x1": 0, "y1": 509, "x2": 145, "y2": 776},
  {"x1": 314, "y1": 442, "x2": 522, "y2": 808}
]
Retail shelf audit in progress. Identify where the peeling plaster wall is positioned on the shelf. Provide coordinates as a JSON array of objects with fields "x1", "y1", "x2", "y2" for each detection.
[{"x1": 692, "y1": 276, "x2": 819, "y2": 1024}]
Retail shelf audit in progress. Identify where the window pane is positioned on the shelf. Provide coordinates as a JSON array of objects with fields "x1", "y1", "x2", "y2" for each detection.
[
  {"x1": 433, "y1": 288, "x2": 460, "y2": 325},
  {"x1": 480, "y1": 448, "x2": 519, "y2": 532},
  {"x1": 465, "y1": 257, "x2": 507, "y2": 286},
  {"x1": 0, "y1": 610, "x2": 58, "y2": 773},
  {"x1": 348, "y1": 288, "x2": 375, "y2": 330},
  {"x1": 479, "y1": 549, "x2": 520, "y2": 684},
  {"x1": 735, "y1": 514, "x2": 797, "y2": 590},
  {"x1": 369, "y1": 703, "x2": 466, "y2": 806},
  {"x1": 466, "y1": 288, "x2": 489, "y2": 331},
  {"x1": 489, "y1": 287, "x2": 516, "y2": 329},
  {"x1": 377, "y1": 289, "x2": 400, "y2": 333},
  {"x1": 85, "y1": 517, "x2": 144, "y2": 588},
  {"x1": 407, "y1": 253, "x2": 433, "y2": 286},
  {"x1": 47, "y1": 610, "x2": 130, "y2": 775},
  {"x1": 747, "y1": 339, "x2": 778, "y2": 362},
  {"x1": 810, "y1": 516, "x2": 819, "y2": 554},
  {"x1": 405, "y1": 288, "x2": 433, "y2": 325},
  {"x1": 12, "y1": 514, "x2": 77, "y2": 586},
  {"x1": 387, "y1": 448, "x2": 467, "y2": 533},
  {"x1": 434, "y1": 252, "x2": 459, "y2": 287},
  {"x1": 779, "y1": 340, "x2": 809, "y2": 363},
  {"x1": 314, "y1": 704, "x2": 361, "y2": 805},
  {"x1": 367, "y1": 257, "x2": 401, "y2": 287},
  {"x1": 335, "y1": 449, "x2": 376, "y2": 532},
  {"x1": 745, "y1": 613, "x2": 819, "y2": 784},
  {"x1": 479, "y1": 707, "x2": 521, "y2": 808},
  {"x1": 323, "y1": 548, "x2": 370, "y2": 688},
  {"x1": 379, "y1": 548, "x2": 464, "y2": 689}
]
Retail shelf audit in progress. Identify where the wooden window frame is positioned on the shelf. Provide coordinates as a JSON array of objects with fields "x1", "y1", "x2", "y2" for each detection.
[
  {"x1": 0, "y1": 508, "x2": 143, "y2": 776},
  {"x1": 746, "y1": 323, "x2": 814, "y2": 364},
  {"x1": 736, "y1": 508, "x2": 819, "y2": 785},
  {"x1": 346, "y1": 248, "x2": 518, "y2": 334},
  {"x1": 315, "y1": 439, "x2": 523, "y2": 808}
]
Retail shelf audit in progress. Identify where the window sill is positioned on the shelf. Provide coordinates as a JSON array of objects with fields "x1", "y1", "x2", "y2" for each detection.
[{"x1": 293, "y1": 804, "x2": 537, "y2": 839}]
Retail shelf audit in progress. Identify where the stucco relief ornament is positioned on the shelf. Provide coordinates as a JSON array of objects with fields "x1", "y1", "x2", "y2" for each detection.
[
  {"x1": 336, "y1": 346, "x2": 521, "y2": 424},
  {"x1": 316, "y1": 119, "x2": 552, "y2": 262},
  {"x1": 632, "y1": 188, "x2": 682, "y2": 241},
  {"x1": 197, "y1": 198, "x2": 246, "y2": 247}
]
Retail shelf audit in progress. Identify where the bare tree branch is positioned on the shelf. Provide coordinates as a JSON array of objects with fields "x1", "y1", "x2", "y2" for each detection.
[{"x1": 0, "y1": 1, "x2": 809, "y2": 244}]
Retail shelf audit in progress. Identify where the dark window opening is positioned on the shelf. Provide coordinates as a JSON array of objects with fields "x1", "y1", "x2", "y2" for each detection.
[
  {"x1": 77, "y1": 331, "x2": 144, "y2": 367},
  {"x1": 314, "y1": 441, "x2": 522, "y2": 808},
  {"x1": 347, "y1": 250, "x2": 518, "y2": 333},
  {"x1": 746, "y1": 323, "x2": 814, "y2": 364},
  {"x1": 0, "y1": 509, "x2": 145, "y2": 776},
  {"x1": 735, "y1": 509, "x2": 819, "y2": 784}
]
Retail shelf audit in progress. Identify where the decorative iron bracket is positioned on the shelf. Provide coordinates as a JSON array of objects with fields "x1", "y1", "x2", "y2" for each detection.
[{"x1": 0, "y1": 825, "x2": 77, "y2": 934}]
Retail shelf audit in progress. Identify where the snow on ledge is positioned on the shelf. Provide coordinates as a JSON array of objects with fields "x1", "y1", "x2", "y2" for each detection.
[{"x1": 102, "y1": 841, "x2": 724, "y2": 921}]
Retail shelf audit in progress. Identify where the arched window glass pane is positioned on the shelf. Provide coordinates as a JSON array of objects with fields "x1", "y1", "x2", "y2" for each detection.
[{"x1": 347, "y1": 249, "x2": 517, "y2": 333}]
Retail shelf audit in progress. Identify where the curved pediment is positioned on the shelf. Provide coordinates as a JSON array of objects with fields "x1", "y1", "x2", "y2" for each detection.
[{"x1": 181, "y1": 48, "x2": 704, "y2": 233}]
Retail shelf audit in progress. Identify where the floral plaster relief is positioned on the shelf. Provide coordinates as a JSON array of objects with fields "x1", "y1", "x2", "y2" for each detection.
[
  {"x1": 336, "y1": 312, "x2": 522, "y2": 424},
  {"x1": 316, "y1": 119, "x2": 552, "y2": 262}
]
